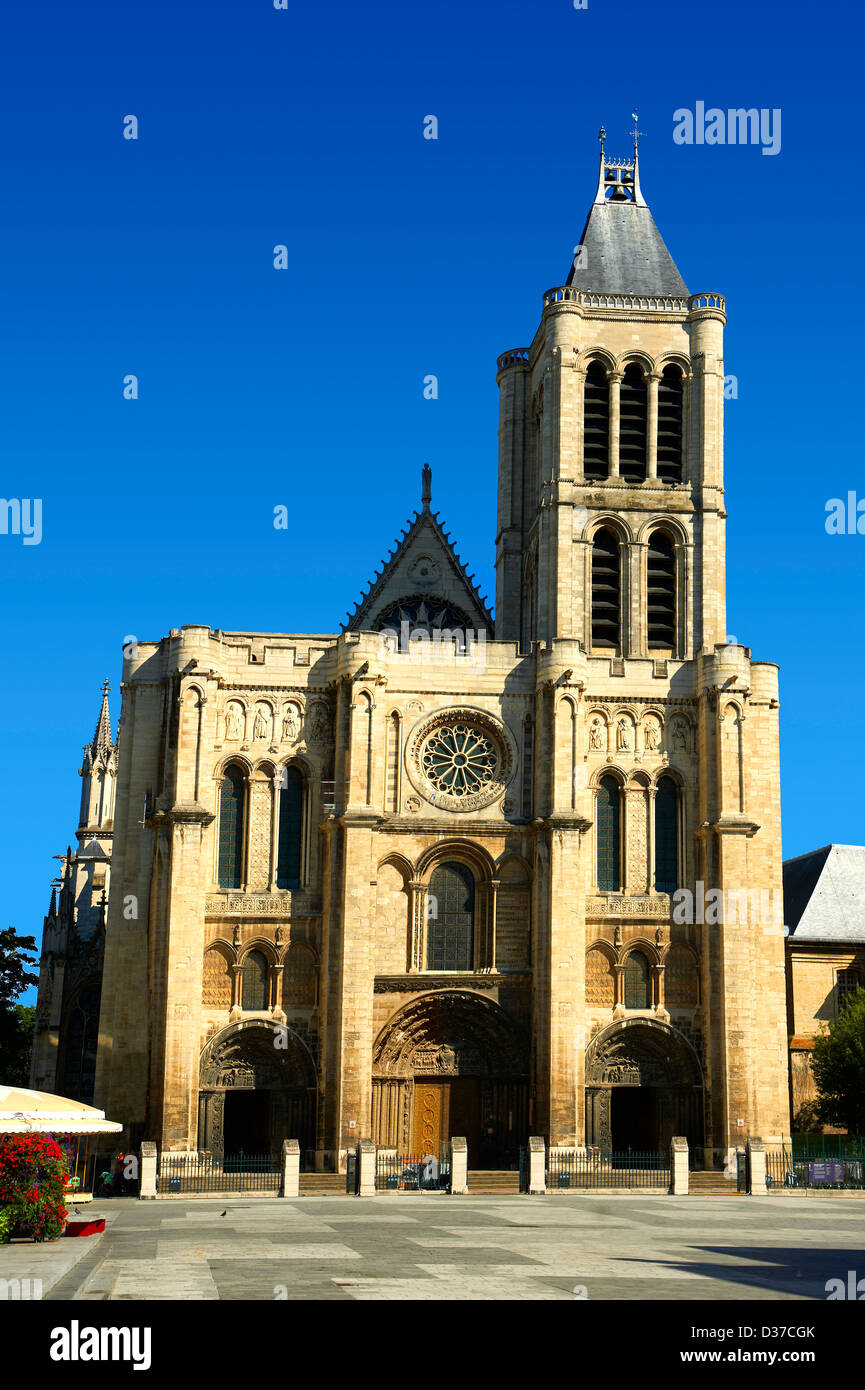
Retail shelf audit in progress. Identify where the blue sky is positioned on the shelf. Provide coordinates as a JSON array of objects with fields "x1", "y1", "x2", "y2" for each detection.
[{"x1": 1, "y1": 0, "x2": 862, "y2": 1000}]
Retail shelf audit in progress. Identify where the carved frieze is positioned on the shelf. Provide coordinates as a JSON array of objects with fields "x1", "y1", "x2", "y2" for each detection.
[{"x1": 585, "y1": 895, "x2": 671, "y2": 919}]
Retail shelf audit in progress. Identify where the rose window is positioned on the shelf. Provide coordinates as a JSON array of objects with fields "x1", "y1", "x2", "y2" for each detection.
[{"x1": 421, "y1": 723, "x2": 498, "y2": 799}]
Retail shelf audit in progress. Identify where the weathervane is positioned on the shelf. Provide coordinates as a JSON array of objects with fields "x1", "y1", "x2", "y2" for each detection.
[{"x1": 598, "y1": 124, "x2": 606, "y2": 152}]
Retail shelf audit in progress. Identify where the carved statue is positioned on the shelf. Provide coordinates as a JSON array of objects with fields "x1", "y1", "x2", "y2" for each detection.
[
  {"x1": 644, "y1": 719, "x2": 660, "y2": 751},
  {"x1": 672, "y1": 719, "x2": 687, "y2": 752},
  {"x1": 616, "y1": 718, "x2": 632, "y2": 751},
  {"x1": 309, "y1": 705, "x2": 331, "y2": 742},
  {"x1": 225, "y1": 705, "x2": 242, "y2": 740},
  {"x1": 282, "y1": 705, "x2": 300, "y2": 742},
  {"x1": 589, "y1": 718, "x2": 605, "y2": 751},
  {"x1": 253, "y1": 706, "x2": 270, "y2": 740}
]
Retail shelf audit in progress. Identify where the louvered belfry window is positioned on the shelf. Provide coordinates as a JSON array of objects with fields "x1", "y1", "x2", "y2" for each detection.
[
  {"x1": 646, "y1": 532, "x2": 676, "y2": 649},
  {"x1": 624, "y1": 951, "x2": 650, "y2": 1009},
  {"x1": 218, "y1": 764, "x2": 245, "y2": 888},
  {"x1": 428, "y1": 862, "x2": 474, "y2": 971},
  {"x1": 596, "y1": 775, "x2": 620, "y2": 892},
  {"x1": 583, "y1": 360, "x2": 610, "y2": 479},
  {"x1": 657, "y1": 364, "x2": 684, "y2": 482},
  {"x1": 654, "y1": 775, "x2": 678, "y2": 893},
  {"x1": 241, "y1": 949, "x2": 268, "y2": 1011},
  {"x1": 619, "y1": 363, "x2": 648, "y2": 481},
  {"x1": 277, "y1": 765, "x2": 303, "y2": 889},
  {"x1": 591, "y1": 529, "x2": 621, "y2": 650}
]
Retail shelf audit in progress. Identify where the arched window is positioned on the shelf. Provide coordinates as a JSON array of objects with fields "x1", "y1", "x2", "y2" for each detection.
[
  {"x1": 624, "y1": 951, "x2": 650, "y2": 1009},
  {"x1": 583, "y1": 360, "x2": 610, "y2": 480},
  {"x1": 241, "y1": 950, "x2": 268, "y2": 1011},
  {"x1": 60, "y1": 982, "x2": 101, "y2": 1103},
  {"x1": 654, "y1": 775, "x2": 679, "y2": 893},
  {"x1": 218, "y1": 764, "x2": 245, "y2": 889},
  {"x1": 657, "y1": 364, "x2": 684, "y2": 482},
  {"x1": 596, "y1": 775, "x2": 621, "y2": 892},
  {"x1": 591, "y1": 529, "x2": 621, "y2": 650},
  {"x1": 276, "y1": 765, "x2": 303, "y2": 889},
  {"x1": 646, "y1": 532, "x2": 676, "y2": 649},
  {"x1": 428, "y1": 862, "x2": 474, "y2": 971},
  {"x1": 619, "y1": 363, "x2": 647, "y2": 481}
]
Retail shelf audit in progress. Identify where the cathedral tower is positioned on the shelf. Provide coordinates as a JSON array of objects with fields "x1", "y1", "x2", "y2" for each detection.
[{"x1": 496, "y1": 130, "x2": 790, "y2": 1154}]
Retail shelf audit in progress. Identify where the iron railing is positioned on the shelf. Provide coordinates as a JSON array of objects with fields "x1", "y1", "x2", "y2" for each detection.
[
  {"x1": 765, "y1": 1150, "x2": 865, "y2": 1192},
  {"x1": 375, "y1": 1148, "x2": 451, "y2": 1192},
  {"x1": 546, "y1": 1149, "x2": 670, "y2": 1190},
  {"x1": 157, "y1": 1151, "x2": 280, "y2": 1195}
]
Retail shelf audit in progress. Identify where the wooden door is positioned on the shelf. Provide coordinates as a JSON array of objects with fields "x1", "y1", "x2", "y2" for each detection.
[
  {"x1": 412, "y1": 1080, "x2": 447, "y2": 1156},
  {"x1": 411, "y1": 1078, "x2": 481, "y2": 1158}
]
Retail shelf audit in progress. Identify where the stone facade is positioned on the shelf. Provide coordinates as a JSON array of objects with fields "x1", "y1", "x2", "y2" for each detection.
[{"x1": 49, "y1": 143, "x2": 793, "y2": 1168}]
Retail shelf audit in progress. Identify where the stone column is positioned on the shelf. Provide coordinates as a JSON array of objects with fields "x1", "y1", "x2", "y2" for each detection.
[
  {"x1": 357, "y1": 1138, "x2": 376, "y2": 1196},
  {"x1": 408, "y1": 879, "x2": 428, "y2": 972},
  {"x1": 609, "y1": 370, "x2": 622, "y2": 477},
  {"x1": 528, "y1": 1136, "x2": 546, "y2": 1194},
  {"x1": 281, "y1": 1139, "x2": 300, "y2": 1198},
  {"x1": 647, "y1": 372, "x2": 660, "y2": 479},
  {"x1": 450, "y1": 1136, "x2": 468, "y2": 1195},
  {"x1": 139, "y1": 1141, "x2": 157, "y2": 1199},
  {"x1": 670, "y1": 1136, "x2": 689, "y2": 1195}
]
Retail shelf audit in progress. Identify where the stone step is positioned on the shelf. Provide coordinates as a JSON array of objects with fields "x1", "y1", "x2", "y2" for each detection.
[
  {"x1": 298, "y1": 1174, "x2": 346, "y2": 1195},
  {"x1": 467, "y1": 1171, "x2": 521, "y2": 1194},
  {"x1": 689, "y1": 1170, "x2": 740, "y2": 1195}
]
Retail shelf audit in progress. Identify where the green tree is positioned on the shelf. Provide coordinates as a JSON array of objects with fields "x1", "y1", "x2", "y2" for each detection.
[
  {"x1": 811, "y1": 987, "x2": 865, "y2": 1135},
  {"x1": 0, "y1": 928, "x2": 39, "y2": 1085}
]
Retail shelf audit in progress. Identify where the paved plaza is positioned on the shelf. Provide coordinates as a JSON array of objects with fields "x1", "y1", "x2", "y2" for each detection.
[{"x1": 8, "y1": 1194, "x2": 860, "y2": 1301}]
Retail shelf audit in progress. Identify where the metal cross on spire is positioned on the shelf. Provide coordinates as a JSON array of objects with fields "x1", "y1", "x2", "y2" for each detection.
[{"x1": 631, "y1": 109, "x2": 645, "y2": 155}]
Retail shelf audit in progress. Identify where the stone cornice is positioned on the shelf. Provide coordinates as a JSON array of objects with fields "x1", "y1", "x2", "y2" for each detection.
[{"x1": 374, "y1": 972, "x2": 531, "y2": 993}]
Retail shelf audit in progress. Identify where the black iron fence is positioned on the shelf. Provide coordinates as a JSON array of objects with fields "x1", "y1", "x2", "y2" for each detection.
[
  {"x1": 546, "y1": 1149, "x2": 671, "y2": 1191},
  {"x1": 375, "y1": 1148, "x2": 451, "y2": 1192},
  {"x1": 765, "y1": 1150, "x2": 865, "y2": 1192},
  {"x1": 157, "y1": 1151, "x2": 280, "y2": 1195}
]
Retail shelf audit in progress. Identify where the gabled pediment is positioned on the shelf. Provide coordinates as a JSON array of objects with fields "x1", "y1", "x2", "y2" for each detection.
[{"x1": 345, "y1": 467, "x2": 493, "y2": 635}]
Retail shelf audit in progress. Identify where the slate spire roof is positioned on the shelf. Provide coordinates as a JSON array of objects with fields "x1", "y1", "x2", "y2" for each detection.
[
  {"x1": 345, "y1": 464, "x2": 493, "y2": 634},
  {"x1": 784, "y1": 845, "x2": 865, "y2": 943},
  {"x1": 565, "y1": 128, "x2": 688, "y2": 297}
]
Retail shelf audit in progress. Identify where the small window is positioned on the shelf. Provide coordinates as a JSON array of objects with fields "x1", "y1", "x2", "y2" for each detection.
[
  {"x1": 241, "y1": 950, "x2": 269, "y2": 1011},
  {"x1": 624, "y1": 951, "x2": 650, "y2": 1009},
  {"x1": 619, "y1": 363, "x2": 647, "y2": 482},
  {"x1": 276, "y1": 766, "x2": 303, "y2": 889},
  {"x1": 657, "y1": 364, "x2": 684, "y2": 482},
  {"x1": 218, "y1": 765, "x2": 245, "y2": 889},
  {"x1": 646, "y1": 532, "x2": 676, "y2": 649},
  {"x1": 837, "y1": 968, "x2": 862, "y2": 1014},
  {"x1": 596, "y1": 775, "x2": 621, "y2": 892},
  {"x1": 583, "y1": 360, "x2": 610, "y2": 480},
  {"x1": 654, "y1": 776, "x2": 678, "y2": 893},
  {"x1": 591, "y1": 529, "x2": 621, "y2": 650}
]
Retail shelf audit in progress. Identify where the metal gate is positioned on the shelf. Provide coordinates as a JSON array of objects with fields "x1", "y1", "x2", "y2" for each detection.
[
  {"x1": 375, "y1": 1148, "x2": 451, "y2": 1192},
  {"x1": 157, "y1": 1151, "x2": 280, "y2": 1196}
]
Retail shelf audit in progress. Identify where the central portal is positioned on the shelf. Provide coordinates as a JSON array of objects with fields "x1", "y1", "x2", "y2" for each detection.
[
  {"x1": 411, "y1": 1078, "x2": 480, "y2": 1158},
  {"x1": 610, "y1": 1087, "x2": 658, "y2": 1151},
  {"x1": 223, "y1": 1089, "x2": 270, "y2": 1154}
]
